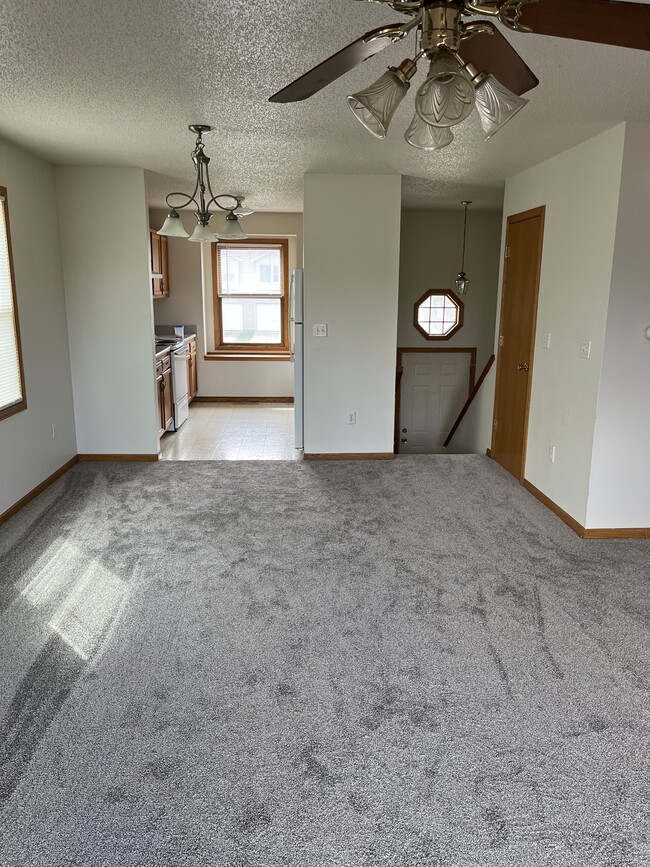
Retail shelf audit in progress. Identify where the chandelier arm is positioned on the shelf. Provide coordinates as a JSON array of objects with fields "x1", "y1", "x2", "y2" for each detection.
[
  {"x1": 460, "y1": 20, "x2": 496, "y2": 41},
  {"x1": 463, "y1": 0, "x2": 537, "y2": 32}
]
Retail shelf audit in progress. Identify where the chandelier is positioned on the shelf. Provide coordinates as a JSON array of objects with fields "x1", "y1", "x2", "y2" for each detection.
[
  {"x1": 158, "y1": 125, "x2": 249, "y2": 243},
  {"x1": 347, "y1": 45, "x2": 528, "y2": 151}
]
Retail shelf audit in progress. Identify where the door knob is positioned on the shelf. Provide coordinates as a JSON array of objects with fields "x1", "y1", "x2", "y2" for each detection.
[
  {"x1": 401, "y1": 438, "x2": 408, "y2": 443},
  {"x1": 518, "y1": 363, "x2": 529, "y2": 372}
]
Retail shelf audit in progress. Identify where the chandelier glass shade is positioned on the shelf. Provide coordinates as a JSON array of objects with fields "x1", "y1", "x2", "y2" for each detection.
[
  {"x1": 404, "y1": 113, "x2": 454, "y2": 150},
  {"x1": 415, "y1": 52, "x2": 475, "y2": 129},
  {"x1": 474, "y1": 74, "x2": 529, "y2": 140},
  {"x1": 347, "y1": 59, "x2": 417, "y2": 139},
  {"x1": 158, "y1": 125, "x2": 249, "y2": 244}
]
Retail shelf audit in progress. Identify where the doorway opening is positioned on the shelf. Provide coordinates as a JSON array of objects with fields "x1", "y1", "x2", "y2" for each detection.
[
  {"x1": 396, "y1": 347, "x2": 476, "y2": 454},
  {"x1": 160, "y1": 401, "x2": 296, "y2": 461}
]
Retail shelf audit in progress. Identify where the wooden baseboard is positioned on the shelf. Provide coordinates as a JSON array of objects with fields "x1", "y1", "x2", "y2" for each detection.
[
  {"x1": 582, "y1": 527, "x2": 649, "y2": 540},
  {"x1": 193, "y1": 396, "x2": 294, "y2": 404},
  {"x1": 77, "y1": 454, "x2": 160, "y2": 462},
  {"x1": 304, "y1": 453, "x2": 395, "y2": 461},
  {"x1": 486, "y1": 448, "x2": 492, "y2": 458},
  {"x1": 0, "y1": 456, "x2": 78, "y2": 526},
  {"x1": 522, "y1": 479, "x2": 648, "y2": 540}
]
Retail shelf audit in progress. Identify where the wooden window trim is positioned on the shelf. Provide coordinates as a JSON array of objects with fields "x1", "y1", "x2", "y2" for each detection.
[
  {"x1": 413, "y1": 289, "x2": 464, "y2": 341},
  {"x1": 212, "y1": 237, "x2": 290, "y2": 356},
  {"x1": 0, "y1": 186, "x2": 27, "y2": 422}
]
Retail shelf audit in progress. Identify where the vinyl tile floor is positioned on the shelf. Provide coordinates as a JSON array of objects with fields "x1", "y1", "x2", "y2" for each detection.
[{"x1": 160, "y1": 402, "x2": 298, "y2": 461}]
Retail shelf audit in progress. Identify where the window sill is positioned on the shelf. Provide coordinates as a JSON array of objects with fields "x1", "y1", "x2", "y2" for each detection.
[{"x1": 204, "y1": 352, "x2": 291, "y2": 362}]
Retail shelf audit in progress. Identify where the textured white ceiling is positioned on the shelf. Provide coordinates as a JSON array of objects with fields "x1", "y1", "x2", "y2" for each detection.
[{"x1": 0, "y1": 0, "x2": 648, "y2": 211}]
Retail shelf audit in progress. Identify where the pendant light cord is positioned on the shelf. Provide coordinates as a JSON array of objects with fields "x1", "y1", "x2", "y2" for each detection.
[{"x1": 460, "y1": 200, "x2": 470, "y2": 273}]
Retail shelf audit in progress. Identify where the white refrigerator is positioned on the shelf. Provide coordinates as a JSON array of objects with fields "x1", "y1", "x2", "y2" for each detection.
[{"x1": 290, "y1": 268, "x2": 304, "y2": 450}]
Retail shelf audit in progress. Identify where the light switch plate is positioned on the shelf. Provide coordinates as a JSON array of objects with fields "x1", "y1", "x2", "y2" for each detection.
[
  {"x1": 313, "y1": 324, "x2": 327, "y2": 338},
  {"x1": 580, "y1": 339, "x2": 592, "y2": 360}
]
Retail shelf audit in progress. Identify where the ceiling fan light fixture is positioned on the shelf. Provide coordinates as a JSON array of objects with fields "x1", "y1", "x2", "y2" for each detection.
[
  {"x1": 216, "y1": 212, "x2": 248, "y2": 241},
  {"x1": 415, "y1": 51, "x2": 475, "y2": 129},
  {"x1": 474, "y1": 74, "x2": 529, "y2": 140},
  {"x1": 158, "y1": 209, "x2": 190, "y2": 238},
  {"x1": 404, "y1": 113, "x2": 454, "y2": 151},
  {"x1": 347, "y1": 59, "x2": 417, "y2": 139}
]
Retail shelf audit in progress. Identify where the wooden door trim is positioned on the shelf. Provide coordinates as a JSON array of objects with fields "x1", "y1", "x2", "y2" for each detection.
[
  {"x1": 395, "y1": 347, "x2": 477, "y2": 453},
  {"x1": 491, "y1": 205, "x2": 546, "y2": 481}
]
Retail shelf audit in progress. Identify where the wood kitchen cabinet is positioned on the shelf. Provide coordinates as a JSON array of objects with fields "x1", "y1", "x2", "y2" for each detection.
[
  {"x1": 155, "y1": 353, "x2": 174, "y2": 436},
  {"x1": 150, "y1": 230, "x2": 169, "y2": 299},
  {"x1": 186, "y1": 337, "x2": 198, "y2": 403}
]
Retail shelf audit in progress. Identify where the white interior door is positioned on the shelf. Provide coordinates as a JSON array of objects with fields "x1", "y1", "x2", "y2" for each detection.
[{"x1": 398, "y1": 352, "x2": 472, "y2": 454}]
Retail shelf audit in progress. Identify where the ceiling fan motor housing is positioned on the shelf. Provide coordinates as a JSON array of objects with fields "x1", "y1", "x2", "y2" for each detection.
[{"x1": 421, "y1": 1, "x2": 464, "y2": 56}]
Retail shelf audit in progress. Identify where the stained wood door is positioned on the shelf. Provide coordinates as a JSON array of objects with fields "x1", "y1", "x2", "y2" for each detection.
[
  {"x1": 491, "y1": 206, "x2": 545, "y2": 480},
  {"x1": 399, "y1": 351, "x2": 473, "y2": 454}
]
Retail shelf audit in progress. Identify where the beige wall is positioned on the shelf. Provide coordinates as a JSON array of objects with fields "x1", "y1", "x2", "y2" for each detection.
[
  {"x1": 151, "y1": 209, "x2": 301, "y2": 398},
  {"x1": 0, "y1": 137, "x2": 76, "y2": 516},
  {"x1": 57, "y1": 167, "x2": 158, "y2": 455},
  {"x1": 586, "y1": 123, "x2": 650, "y2": 529},
  {"x1": 474, "y1": 125, "x2": 627, "y2": 528},
  {"x1": 303, "y1": 173, "x2": 401, "y2": 455},
  {"x1": 398, "y1": 209, "x2": 502, "y2": 373}
]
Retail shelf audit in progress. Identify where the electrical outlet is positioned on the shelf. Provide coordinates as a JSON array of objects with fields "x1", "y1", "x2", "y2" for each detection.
[
  {"x1": 313, "y1": 324, "x2": 328, "y2": 338},
  {"x1": 51, "y1": 423, "x2": 56, "y2": 439},
  {"x1": 548, "y1": 446, "x2": 556, "y2": 464},
  {"x1": 580, "y1": 339, "x2": 592, "y2": 360},
  {"x1": 543, "y1": 332, "x2": 551, "y2": 350},
  {"x1": 347, "y1": 411, "x2": 356, "y2": 425}
]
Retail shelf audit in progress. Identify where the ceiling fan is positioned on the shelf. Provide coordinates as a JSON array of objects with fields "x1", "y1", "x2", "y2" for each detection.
[{"x1": 269, "y1": 0, "x2": 650, "y2": 149}]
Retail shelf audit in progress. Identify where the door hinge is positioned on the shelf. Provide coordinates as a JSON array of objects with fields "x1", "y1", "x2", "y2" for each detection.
[
  {"x1": 504, "y1": 246, "x2": 510, "y2": 259},
  {"x1": 493, "y1": 419, "x2": 498, "y2": 430}
]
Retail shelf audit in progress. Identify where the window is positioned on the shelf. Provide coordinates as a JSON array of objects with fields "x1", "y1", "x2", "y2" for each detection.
[
  {"x1": 212, "y1": 239, "x2": 289, "y2": 355},
  {"x1": 414, "y1": 290, "x2": 464, "y2": 341},
  {"x1": 0, "y1": 187, "x2": 26, "y2": 421}
]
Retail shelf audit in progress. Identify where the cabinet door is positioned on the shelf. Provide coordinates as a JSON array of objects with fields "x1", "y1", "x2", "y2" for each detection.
[
  {"x1": 159, "y1": 236, "x2": 169, "y2": 298},
  {"x1": 156, "y1": 374, "x2": 165, "y2": 437},
  {"x1": 150, "y1": 231, "x2": 167, "y2": 298},
  {"x1": 186, "y1": 339, "x2": 197, "y2": 402},
  {"x1": 162, "y1": 367, "x2": 174, "y2": 430}
]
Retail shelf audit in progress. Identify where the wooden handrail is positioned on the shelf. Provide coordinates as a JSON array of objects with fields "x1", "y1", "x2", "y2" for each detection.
[{"x1": 443, "y1": 354, "x2": 495, "y2": 448}]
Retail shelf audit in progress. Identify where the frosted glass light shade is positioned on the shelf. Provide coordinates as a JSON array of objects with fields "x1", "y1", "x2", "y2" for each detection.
[
  {"x1": 455, "y1": 273, "x2": 469, "y2": 295},
  {"x1": 415, "y1": 53, "x2": 475, "y2": 128},
  {"x1": 474, "y1": 75, "x2": 529, "y2": 140},
  {"x1": 188, "y1": 222, "x2": 218, "y2": 243},
  {"x1": 347, "y1": 69, "x2": 409, "y2": 139},
  {"x1": 405, "y1": 114, "x2": 454, "y2": 150},
  {"x1": 217, "y1": 214, "x2": 247, "y2": 240},
  {"x1": 158, "y1": 210, "x2": 189, "y2": 238}
]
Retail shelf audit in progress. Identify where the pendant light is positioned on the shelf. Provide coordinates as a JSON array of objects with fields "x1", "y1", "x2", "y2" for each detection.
[
  {"x1": 455, "y1": 200, "x2": 472, "y2": 296},
  {"x1": 158, "y1": 125, "x2": 249, "y2": 243}
]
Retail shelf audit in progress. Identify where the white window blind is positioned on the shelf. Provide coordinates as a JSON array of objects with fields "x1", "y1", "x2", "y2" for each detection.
[
  {"x1": 217, "y1": 244, "x2": 284, "y2": 297},
  {"x1": 0, "y1": 194, "x2": 23, "y2": 413}
]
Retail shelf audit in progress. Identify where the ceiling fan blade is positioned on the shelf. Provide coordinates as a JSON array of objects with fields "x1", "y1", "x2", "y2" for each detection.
[
  {"x1": 518, "y1": 0, "x2": 650, "y2": 51},
  {"x1": 458, "y1": 23, "x2": 539, "y2": 95},
  {"x1": 269, "y1": 24, "x2": 406, "y2": 103}
]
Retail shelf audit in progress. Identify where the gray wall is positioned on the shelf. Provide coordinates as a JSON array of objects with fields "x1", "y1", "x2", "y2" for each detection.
[{"x1": 398, "y1": 209, "x2": 502, "y2": 372}]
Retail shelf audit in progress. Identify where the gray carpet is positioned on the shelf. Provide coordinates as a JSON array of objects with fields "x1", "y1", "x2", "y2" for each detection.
[{"x1": 0, "y1": 456, "x2": 649, "y2": 866}]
